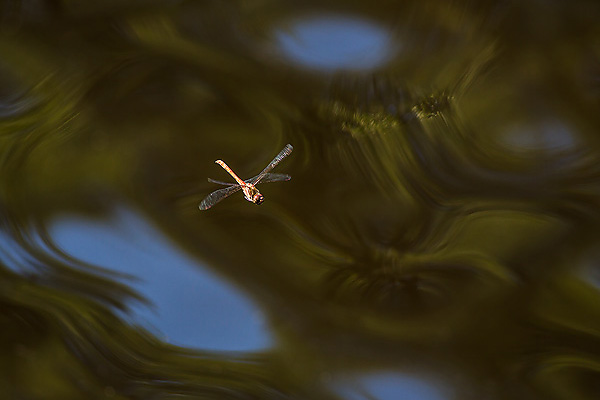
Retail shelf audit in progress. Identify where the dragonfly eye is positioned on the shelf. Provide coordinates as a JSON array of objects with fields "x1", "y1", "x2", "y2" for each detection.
[{"x1": 253, "y1": 193, "x2": 264, "y2": 205}]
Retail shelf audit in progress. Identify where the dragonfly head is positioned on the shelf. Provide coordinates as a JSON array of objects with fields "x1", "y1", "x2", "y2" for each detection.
[{"x1": 252, "y1": 192, "x2": 264, "y2": 205}]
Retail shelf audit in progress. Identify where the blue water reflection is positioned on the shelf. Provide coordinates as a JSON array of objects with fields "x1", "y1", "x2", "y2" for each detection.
[
  {"x1": 49, "y1": 207, "x2": 272, "y2": 352},
  {"x1": 333, "y1": 372, "x2": 448, "y2": 400},
  {"x1": 500, "y1": 119, "x2": 578, "y2": 152},
  {"x1": 274, "y1": 15, "x2": 393, "y2": 71},
  {"x1": 579, "y1": 250, "x2": 600, "y2": 291},
  {"x1": 0, "y1": 229, "x2": 29, "y2": 273}
]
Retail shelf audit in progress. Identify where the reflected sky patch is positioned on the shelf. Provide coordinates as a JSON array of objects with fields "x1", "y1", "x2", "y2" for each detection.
[
  {"x1": 500, "y1": 119, "x2": 578, "y2": 152},
  {"x1": 332, "y1": 372, "x2": 449, "y2": 400},
  {"x1": 0, "y1": 228, "x2": 28, "y2": 273},
  {"x1": 578, "y1": 248, "x2": 600, "y2": 291},
  {"x1": 274, "y1": 15, "x2": 393, "y2": 71},
  {"x1": 49, "y1": 207, "x2": 272, "y2": 352}
]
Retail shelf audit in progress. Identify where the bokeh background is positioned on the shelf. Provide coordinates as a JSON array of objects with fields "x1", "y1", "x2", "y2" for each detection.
[{"x1": 1, "y1": 0, "x2": 600, "y2": 399}]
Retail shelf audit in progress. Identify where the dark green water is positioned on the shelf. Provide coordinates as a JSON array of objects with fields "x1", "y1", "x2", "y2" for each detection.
[{"x1": 1, "y1": 1, "x2": 600, "y2": 399}]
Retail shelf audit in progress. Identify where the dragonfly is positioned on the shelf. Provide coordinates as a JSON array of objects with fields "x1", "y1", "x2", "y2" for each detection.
[{"x1": 199, "y1": 144, "x2": 293, "y2": 210}]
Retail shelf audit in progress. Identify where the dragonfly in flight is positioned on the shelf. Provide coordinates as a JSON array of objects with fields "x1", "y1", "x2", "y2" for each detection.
[{"x1": 199, "y1": 144, "x2": 293, "y2": 210}]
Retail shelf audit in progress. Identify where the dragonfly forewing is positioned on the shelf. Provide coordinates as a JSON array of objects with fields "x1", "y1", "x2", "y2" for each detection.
[
  {"x1": 209, "y1": 172, "x2": 290, "y2": 187},
  {"x1": 252, "y1": 144, "x2": 293, "y2": 185}
]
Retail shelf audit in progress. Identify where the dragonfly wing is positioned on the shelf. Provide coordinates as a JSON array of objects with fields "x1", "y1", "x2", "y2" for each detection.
[
  {"x1": 208, "y1": 178, "x2": 237, "y2": 186},
  {"x1": 252, "y1": 144, "x2": 293, "y2": 185},
  {"x1": 198, "y1": 185, "x2": 242, "y2": 210},
  {"x1": 245, "y1": 173, "x2": 291, "y2": 185}
]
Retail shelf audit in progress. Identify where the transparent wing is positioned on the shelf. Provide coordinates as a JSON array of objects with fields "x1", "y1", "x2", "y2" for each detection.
[
  {"x1": 198, "y1": 185, "x2": 242, "y2": 210},
  {"x1": 246, "y1": 172, "x2": 291, "y2": 184},
  {"x1": 208, "y1": 177, "x2": 237, "y2": 186},
  {"x1": 209, "y1": 173, "x2": 290, "y2": 188},
  {"x1": 252, "y1": 144, "x2": 293, "y2": 185}
]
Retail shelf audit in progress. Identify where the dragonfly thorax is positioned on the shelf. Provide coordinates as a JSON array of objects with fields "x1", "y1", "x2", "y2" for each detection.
[{"x1": 243, "y1": 186, "x2": 264, "y2": 205}]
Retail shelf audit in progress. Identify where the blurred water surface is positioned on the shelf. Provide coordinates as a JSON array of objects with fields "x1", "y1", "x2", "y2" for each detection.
[{"x1": 1, "y1": 0, "x2": 600, "y2": 399}]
